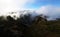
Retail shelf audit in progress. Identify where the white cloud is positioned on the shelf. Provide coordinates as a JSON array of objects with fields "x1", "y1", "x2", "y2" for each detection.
[
  {"x1": 0, "y1": 0, "x2": 35, "y2": 16},
  {"x1": 36, "y1": 5, "x2": 60, "y2": 20}
]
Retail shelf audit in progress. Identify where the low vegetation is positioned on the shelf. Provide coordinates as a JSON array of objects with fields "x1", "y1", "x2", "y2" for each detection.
[{"x1": 0, "y1": 14, "x2": 60, "y2": 37}]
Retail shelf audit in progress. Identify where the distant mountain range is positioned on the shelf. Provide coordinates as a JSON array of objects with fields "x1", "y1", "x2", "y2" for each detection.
[{"x1": 0, "y1": 10, "x2": 60, "y2": 20}]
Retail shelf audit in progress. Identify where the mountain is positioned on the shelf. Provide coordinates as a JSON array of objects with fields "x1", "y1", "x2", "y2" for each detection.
[{"x1": 0, "y1": 10, "x2": 60, "y2": 20}]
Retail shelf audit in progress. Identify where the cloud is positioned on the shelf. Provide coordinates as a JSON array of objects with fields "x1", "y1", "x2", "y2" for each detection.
[
  {"x1": 36, "y1": 5, "x2": 60, "y2": 20},
  {"x1": 0, "y1": 0, "x2": 35, "y2": 16}
]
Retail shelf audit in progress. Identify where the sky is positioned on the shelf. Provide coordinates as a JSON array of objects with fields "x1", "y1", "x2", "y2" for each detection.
[
  {"x1": 0, "y1": 0, "x2": 60, "y2": 12},
  {"x1": 0, "y1": 0, "x2": 60, "y2": 19}
]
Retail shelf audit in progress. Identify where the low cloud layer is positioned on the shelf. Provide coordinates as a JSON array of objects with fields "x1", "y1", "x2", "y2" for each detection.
[
  {"x1": 0, "y1": 0, "x2": 60, "y2": 20},
  {"x1": 36, "y1": 5, "x2": 60, "y2": 20}
]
